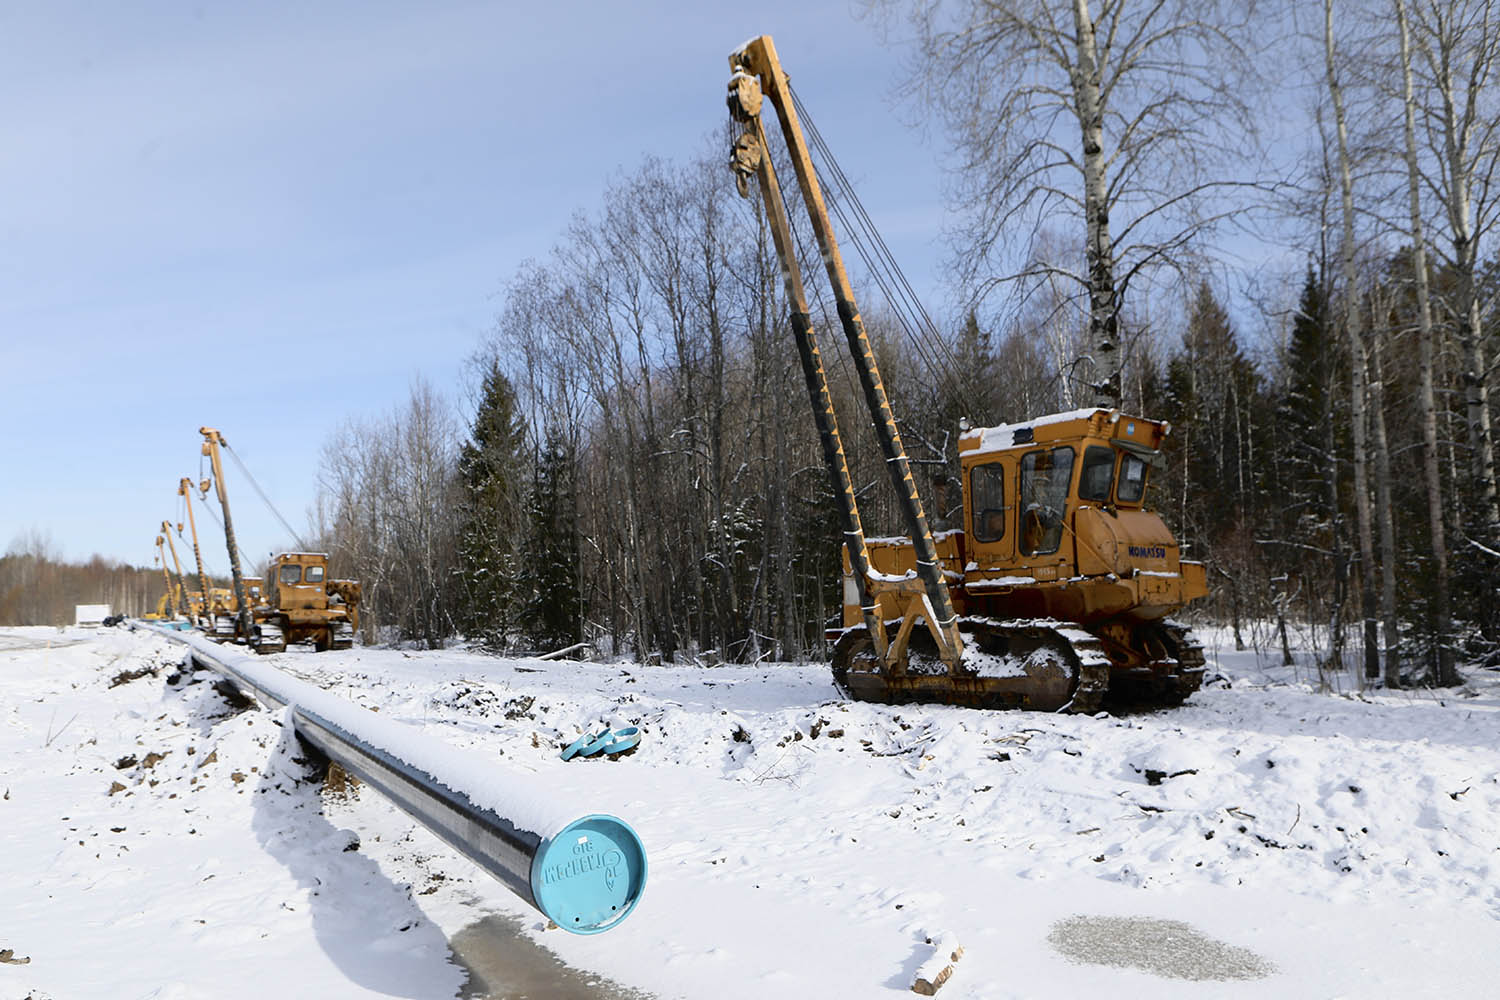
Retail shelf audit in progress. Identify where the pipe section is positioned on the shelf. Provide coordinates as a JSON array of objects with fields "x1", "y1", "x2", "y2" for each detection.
[{"x1": 142, "y1": 624, "x2": 646, "y2": 934}]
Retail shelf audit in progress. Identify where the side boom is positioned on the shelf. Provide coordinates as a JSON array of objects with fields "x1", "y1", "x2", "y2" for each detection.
[
  {"x1": 179, "y1": 477, "x2": 212, "y2": 621},
  {"x1": 200, "y1": 427, "x2": 253, "y2": 636},
  {"x1": 727, "y1": 34, "x2": 962, "y2": 670}
]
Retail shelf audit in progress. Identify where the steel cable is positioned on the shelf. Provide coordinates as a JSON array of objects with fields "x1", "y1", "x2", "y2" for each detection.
[
  {"x1": 789, "y1": 86, "x2": 981, "y2": 421},
  {"x1": 222, "y1": 442, "x2": 309, "y2": 550}
]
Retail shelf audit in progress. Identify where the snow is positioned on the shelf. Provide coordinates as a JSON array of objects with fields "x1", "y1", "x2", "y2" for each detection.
[
  {"x1": 965, "y1": 575, "x2": 1039, "y2": 590},
  {"x1": 960, "y1": 643, "x2": 1029, "y2": 679},
  {"x1": 4, "y1": 623, "x2": 1500, "y2": 999},
  {"x1": 865, "y1": 530, "x2": 963, "y2": 546},
  {"x1": 961, "y1": 408, "x2": 1119, "y2": 457}
]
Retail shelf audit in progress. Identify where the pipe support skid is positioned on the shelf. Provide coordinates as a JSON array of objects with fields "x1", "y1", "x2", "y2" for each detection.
[{"x1": 140, "y1": 624, "x2": 646, "y2": 934}]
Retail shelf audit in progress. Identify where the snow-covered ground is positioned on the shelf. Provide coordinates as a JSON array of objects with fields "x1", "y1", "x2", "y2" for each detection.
[{"x1": 2, "y1": 624, "x2": 1497, "y2": 999}]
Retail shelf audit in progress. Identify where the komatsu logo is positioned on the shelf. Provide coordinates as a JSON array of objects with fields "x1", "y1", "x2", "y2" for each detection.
[{"x1": 1128, "y1": 545, "x2": 1167, "y2": 559}]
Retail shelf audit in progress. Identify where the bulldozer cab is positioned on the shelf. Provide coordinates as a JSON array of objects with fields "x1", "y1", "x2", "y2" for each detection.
[
  {"x1": 959, "y1": 408, "x2": 1176, "y2": 583},
  {"x1": 266, "y1": 553, "x2": 330, "y2": 612}
]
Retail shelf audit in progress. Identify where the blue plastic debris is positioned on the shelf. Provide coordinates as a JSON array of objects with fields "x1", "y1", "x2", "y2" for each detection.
[
  {"x1": 560, "y1": 726, "x2": 641, "y2": 761},
  {"x1": 560, "y1": 729, "x2": 611, "y2": 761},
  {"x1": 599, "y1": 726, "x2": 639, "y2": 755}
]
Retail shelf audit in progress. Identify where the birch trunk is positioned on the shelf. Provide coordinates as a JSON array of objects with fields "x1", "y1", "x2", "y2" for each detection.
[
  {"x1": 1071, "y1": 0, "x2": 1121, "y2": 408},
  {"x1": 605, "y1": 336, "x2": 651, "y2": 662},
  {"x1": 1451, "y1": 215, "x2": 1500, "y2": 538},
  {"x1": 1446, "y1": 136, "x2": 1500, "y2": 539},
  {"x1": 1324, "y1": 0, "x2": 1381, "y2": 683},
  {"x1": 700, "y1": 202, "x2": 740, "y2": 657},
  {"x1": 1420, "y1": 0, "x2": 1500, "y2": 540},
  {"x1": 1395, "y1": 0, "x2": 1456, "y2": 685},
  {"x1": 1370, "y1": 318, "x2": 1401, "y2": 685}
]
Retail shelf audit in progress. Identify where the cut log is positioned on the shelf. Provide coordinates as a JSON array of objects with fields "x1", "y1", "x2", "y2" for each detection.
[{"x1": 912, "y1": 932, "x2": 963, "y2": 995}]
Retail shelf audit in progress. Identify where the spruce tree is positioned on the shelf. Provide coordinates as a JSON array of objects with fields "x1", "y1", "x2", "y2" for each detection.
[
  {"x1": 518, "y1": 430, "x2": 581, "y2": 650},
  {"x1": 1271, "y1": 263, "x2": 1351, "y2": 660},
  {"x1": 1277, "y1": 264, "x2": 1346, "y2": 543},
  {"x1": 456, "y1": 364, "x2": 527, "y2": 647},
  {"x1": 1180, "y1": 281, "x2": 1263, "y2": 539}
]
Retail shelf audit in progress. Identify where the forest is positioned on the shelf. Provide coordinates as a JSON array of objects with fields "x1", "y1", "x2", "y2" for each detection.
[
  {"x1": 0, "y1": 531, "x2": 167, "y2": 623},
  {"x1": 10, "y1": 1, "x2": 1498, "y2": 686}
]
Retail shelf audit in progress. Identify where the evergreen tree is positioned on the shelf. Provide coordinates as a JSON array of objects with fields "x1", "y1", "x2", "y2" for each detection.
[
  {"x1": 1268, "y1": 263, "x2": 1352, "y2": 659},
  {"x1": 1187, "y1": 281, "x2": 1262, "y2": 536},
  {"x1": 518, "y1": 430, "x2": 581, "y2": 650},
  {"x1": 455, "y1": 364, "x2": 528, "y2": 647},
  {"x1": 1152, "y1": 284, "x2": 1260, "y2": 545},
  {"x1": 1276, "y1": 263, "x2": 1346, "y2": 543},
  {"x1": 942, "y1": 310, "x2": 998, "y2": 427}
]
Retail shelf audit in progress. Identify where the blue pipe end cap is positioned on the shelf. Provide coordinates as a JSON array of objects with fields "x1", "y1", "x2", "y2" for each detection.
[{"x1": 530, "y1": 814, "x2": 647, "y2": 934}]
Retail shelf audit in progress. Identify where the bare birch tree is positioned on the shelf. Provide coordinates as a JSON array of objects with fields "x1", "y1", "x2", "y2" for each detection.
[
  {"x1": 1394, "y1": 0, "x2": 1456, "y2": 683},
  {"x1": 1366, "y1": 281, "x2": 1403, "y2": 685},
  {"x1": 1323, "y1": 0, "x2": 1384, "y2": 683},
  {"x1": 316, "y1": 379, "x2": 461, "y2": 647},
  {"x1": 1407, "y1": 0, "x2": 1500, "y2": 541},
  {"x1": 882, "y1": 0, "x2": 1260, "y2": 407}
]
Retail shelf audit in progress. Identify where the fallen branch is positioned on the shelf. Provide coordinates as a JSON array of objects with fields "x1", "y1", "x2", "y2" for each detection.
[
  {"x1": 44, "y1": 711, "x2": 78, "y2": 748},
  {"x1": 1465, "y1": 536, "x2": 1500, "y2": 560},
  {"x1": 868, "y1": 731, "x2": 939, "y2": 757},
  {"x1": 538, "y1": 642, "x2": 592, "y2": 661}
]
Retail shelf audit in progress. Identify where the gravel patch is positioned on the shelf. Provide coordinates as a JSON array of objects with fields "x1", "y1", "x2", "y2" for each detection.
[{"x1": 1047, "y1": 915, "x2": 1275, "y2": 982}]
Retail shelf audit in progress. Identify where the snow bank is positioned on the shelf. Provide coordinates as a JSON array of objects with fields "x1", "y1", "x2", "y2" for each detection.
[{"x1": 6, "y1": 624, "x2": 1499, "y2": 999}]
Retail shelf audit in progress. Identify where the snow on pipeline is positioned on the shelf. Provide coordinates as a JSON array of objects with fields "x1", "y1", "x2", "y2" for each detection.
[{"x1": 2, "y1": 624, "x2": 1498, "y2": 999}]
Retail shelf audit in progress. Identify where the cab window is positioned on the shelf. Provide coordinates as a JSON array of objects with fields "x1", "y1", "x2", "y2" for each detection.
[
  {"x1": 970, "y1": 463, "x2": 1006, "y2": 542},
  {"x1": 305, "y1": 565, "x2": 325, "y2": 583},
  {"x1": 1079, "y1": 446, "x2": 1115, "y2": 502},
  {"x1": 1118, "y1": 454, "x2": 1148, "y2": 503},
  {"x1": 279, "y1": 564, "x2": 302, "y2": 585},
  {"x1": 1019, "y1": 447, "x2": 1074, "y2": 555}
]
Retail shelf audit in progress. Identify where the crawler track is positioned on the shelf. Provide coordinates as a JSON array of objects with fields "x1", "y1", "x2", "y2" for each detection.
[
  {"x1": 831, "y1": 619, "x2": 1208, "y2": 714},
  {"x1": 832, "y1": 618, "x2": 1110, "y2": 714}
]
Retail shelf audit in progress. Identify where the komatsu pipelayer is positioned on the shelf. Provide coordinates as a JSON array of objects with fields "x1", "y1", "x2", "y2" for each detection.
[
  {"x1": 727, "y1": 35, "x2": 1206, "y2": 712},
  {"x1": 198, "y1": 427, "x2": 358, "y2": 655}
]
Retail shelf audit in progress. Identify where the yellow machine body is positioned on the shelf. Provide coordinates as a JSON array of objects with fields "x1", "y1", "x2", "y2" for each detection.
[
  {"x1": 250, "y1": 553, "x2": 358, "y2": 653},
  {"x1": 837, "y1": 408, "x2": 1207, "y2": 704}
]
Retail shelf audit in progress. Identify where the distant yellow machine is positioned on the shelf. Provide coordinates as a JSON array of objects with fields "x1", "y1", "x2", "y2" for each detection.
[
  {"x1": 257, "y1": 551, "x2": 357, "y2": 652},
  {"x1": 198, "y1": 427, "x2": 358, "y2": 654},
  {"x1": 149, "y1": 535, "x2": 178, "y2": 620}
]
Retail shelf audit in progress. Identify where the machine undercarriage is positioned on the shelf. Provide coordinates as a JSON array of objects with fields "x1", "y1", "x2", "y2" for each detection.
[{"x1": 833, "y1": 618, "x2": 1203, "y2": 714}]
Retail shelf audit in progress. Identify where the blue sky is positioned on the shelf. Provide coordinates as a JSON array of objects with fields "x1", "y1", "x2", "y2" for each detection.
[{"x1": 1, "y1": 1, "x2": 954, "y2": 570}]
